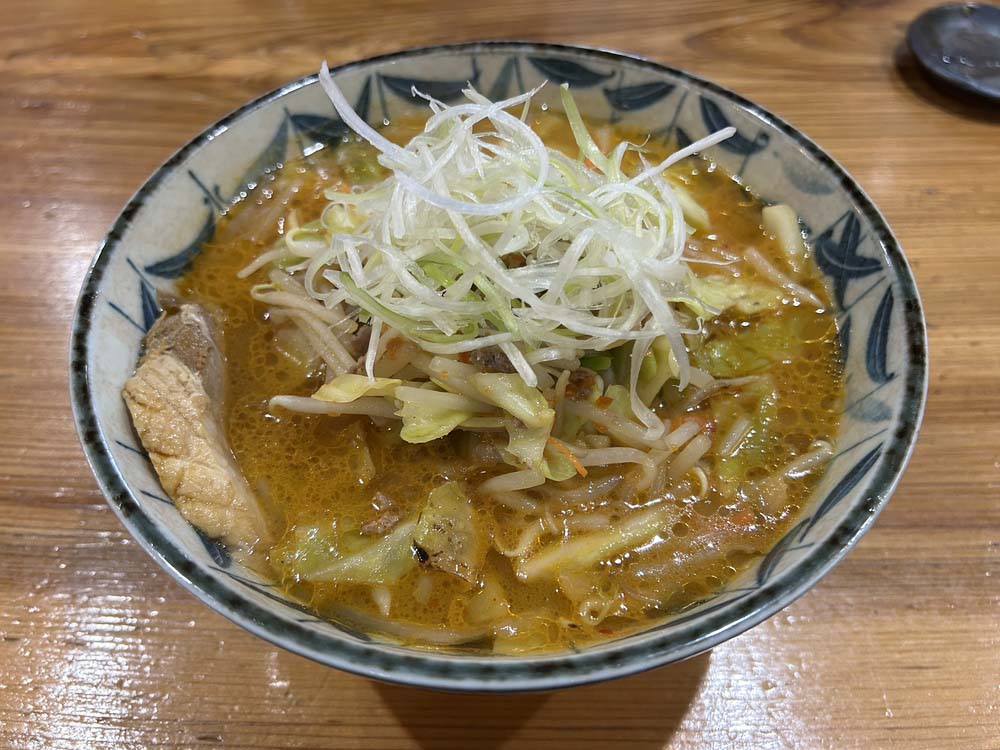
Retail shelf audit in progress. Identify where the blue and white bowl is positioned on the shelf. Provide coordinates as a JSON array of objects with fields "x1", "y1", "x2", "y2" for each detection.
[{"x1": 69, "y1": 42, "x2": 927, "y2": 691}]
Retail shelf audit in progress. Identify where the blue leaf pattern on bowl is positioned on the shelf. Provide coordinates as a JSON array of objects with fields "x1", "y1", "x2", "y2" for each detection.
[
  {"x1": 114, "y1": 439, "x2": 148, "y2": 458},
  {"x1": 698, "y1": 96, "x2": 770, "y2": 174},
  {"x1": 379, "y1": 61, "x2": 481, "y2": 103},
  {"x1": 603, "y1": 80, "x2": 676, "y2": 111},
  {"x1": 527, "y1": 56, "x2": 613, "y2": 86},
  {"x1": 216, "y1": 568, "x2": 332, "y2": 625},
  {"x1": 849, "y1": 397, "x2": 892, "y2": 422},
  {"x1": 780, "y1": 153, "x2": 835, "y2": 195},
  {"x1": 195, "y1": 527, "x2": 232, "y2": 567},
  {"x1": 237, "y1": 116, "x2": 289, "y2": 191},
  {"x1": 290, "y1": 77, "x2": 372, "y2": 150},
  {"x1": 757, "y1": 518, "x2": 813, "y2": 585},
  {"x1": 138, "y1": 282, "x2": 160, "y2": 331},
  {"x1": 814, "y1": 211, "x2": 882, "y2": 306},
  {"x1": 838, "y1": 313, "x2": 852, "y2": 362},
  {"x1": 290, "y1": 113, "x2": 349, "y2": 147},
  {"x1": 866, "y1": 286, "x2": 895, "y2": 384},
  {"x1": 488, "y1": 57, "x2": 523, "y2": 101},
  {"x1": 144, "y1": 213, "x2": 215, "y2": 279},
  {"x1": 659, "y1": 590, "x2": 754, "y2": 628},
  {"x1": 108, "y1": 301, "x2": 147, "y2": 333},
  {"x1": 804, "y1": 444, "x2": 882, "y2": 535},
  {"x1": 139, "y1": 489, "x2": 171, "y2": 505}
]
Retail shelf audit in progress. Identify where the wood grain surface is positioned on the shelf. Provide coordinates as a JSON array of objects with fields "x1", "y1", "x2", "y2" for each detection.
[{"x1": 1, "y1": 0, "x2": 998, "y2": 747}]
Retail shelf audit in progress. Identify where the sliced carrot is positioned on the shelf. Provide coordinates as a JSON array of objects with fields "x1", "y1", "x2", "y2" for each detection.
[{"x1": 546, "y1": 437, "x2": 588, "y2": 477}]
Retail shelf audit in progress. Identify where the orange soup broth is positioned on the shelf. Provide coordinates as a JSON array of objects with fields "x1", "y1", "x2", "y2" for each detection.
[{"x1": 177, "y1": 112, "x2": 843, "y2": 652}]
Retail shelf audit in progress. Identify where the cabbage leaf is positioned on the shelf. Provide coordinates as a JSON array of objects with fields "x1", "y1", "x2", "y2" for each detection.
[
  {"x1": 313, "y1": 374, "x2": 402, "y2": 402},
  {"x1": 517, "y1": 505, "x2": 677, "y2": 580},
  {"x1": 395, "y1": 386, "x2": 476, "y2": 443},
  {"x1": 413, "y1": 482, "x2": 486, "y2": 584},
  {"x1": 685, "y1": 274, "x2": 784, "y2": 317},
  {"x1": 471, "y1": 373, "x2": 554, "y2": 429},
  {"x1": 303, "y1": 518, "x2": 419, "y2": 584}
]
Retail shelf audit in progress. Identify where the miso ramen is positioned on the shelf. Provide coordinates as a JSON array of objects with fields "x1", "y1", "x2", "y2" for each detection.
[{"x1": 124, "y1": 70, "x2": 843, "y2": 653}]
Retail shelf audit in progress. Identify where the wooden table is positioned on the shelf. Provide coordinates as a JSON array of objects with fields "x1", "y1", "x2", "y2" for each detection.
[{"x1": 2, "y1": 0, "x2": 998, "y2": 747}]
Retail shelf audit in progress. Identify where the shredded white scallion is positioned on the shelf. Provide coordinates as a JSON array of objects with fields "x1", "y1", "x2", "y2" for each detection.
[{"x1": 263, "y1": 64, "x2": 735, "y2": 438}]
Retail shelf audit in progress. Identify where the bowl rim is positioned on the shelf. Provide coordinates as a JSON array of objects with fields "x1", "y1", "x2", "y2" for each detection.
[{"x1": 69, "y1": 40, "x2": 928, "y2": 691}]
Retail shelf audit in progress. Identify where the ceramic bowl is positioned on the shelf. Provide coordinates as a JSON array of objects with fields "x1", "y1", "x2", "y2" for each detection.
[{"x1": 70, "y1": 42, "x2": 927, "y2": 691}]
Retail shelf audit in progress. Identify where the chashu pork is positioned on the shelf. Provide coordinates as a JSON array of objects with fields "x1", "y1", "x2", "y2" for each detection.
[{"x1": 122, "y1": 303, "x2": 272, "y2": 556}]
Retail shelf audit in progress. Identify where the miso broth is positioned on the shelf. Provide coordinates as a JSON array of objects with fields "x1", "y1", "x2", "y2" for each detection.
[{"x1": 174, "y1": 111, "x2": 843, "y2": 653}]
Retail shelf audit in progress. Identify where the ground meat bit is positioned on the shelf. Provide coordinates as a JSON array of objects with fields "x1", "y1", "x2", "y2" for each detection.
[
  {"x1": 360, "y1": 492, "x2": 404, "y2": 536},
  {"x1": 457, "y1": 346, "x2": 516, "y2": 373},
  {"x1": 360, "y1": 510, "x2": 403, "y2": 536},
  {"x1": 565, "y1": 368, "x2": 598, "y2": 400}
]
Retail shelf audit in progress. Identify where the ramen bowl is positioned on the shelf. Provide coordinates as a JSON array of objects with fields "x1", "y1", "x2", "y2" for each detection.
[{"x1": 70, "y1": 42, "x2": 927, "y2": 691}]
